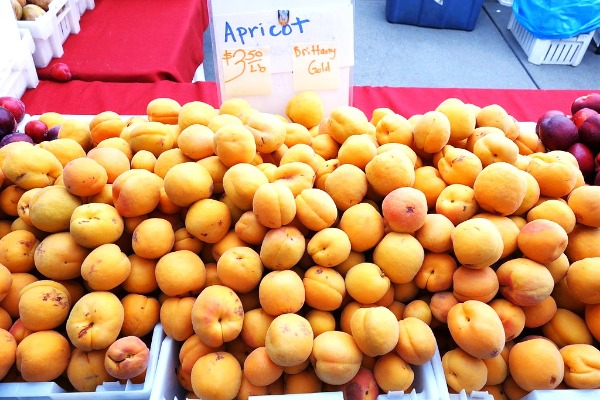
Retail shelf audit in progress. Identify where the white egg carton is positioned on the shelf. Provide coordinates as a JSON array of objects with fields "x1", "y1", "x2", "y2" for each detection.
[{"x1": 16, "y1": 0, "x2": 80, "y2": 68}]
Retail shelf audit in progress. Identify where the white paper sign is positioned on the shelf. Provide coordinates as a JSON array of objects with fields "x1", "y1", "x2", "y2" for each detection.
[{"x1": 209, "y1": 0, "x2": 354, "y2": 117}]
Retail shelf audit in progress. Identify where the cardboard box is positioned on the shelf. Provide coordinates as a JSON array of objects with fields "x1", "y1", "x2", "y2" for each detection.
[{"x1": 386, "y1": 0, "x2": 485, "y2": 31}]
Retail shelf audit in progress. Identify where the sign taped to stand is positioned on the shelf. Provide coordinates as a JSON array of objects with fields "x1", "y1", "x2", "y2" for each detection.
[{"x1": 209, "y1": 0, "x2": 354, "y2": 116}]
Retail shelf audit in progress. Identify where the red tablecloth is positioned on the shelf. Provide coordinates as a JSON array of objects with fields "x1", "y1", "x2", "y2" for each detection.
[
  {"x1": 36, "y1": 0, "x2": 209, "y2": 83},
  {"x1": 21, "y1": 80, "x2": 220, "y2": 115},
  {"x1": 21, "y1": 80, "x2": 596, "y2": 122}
]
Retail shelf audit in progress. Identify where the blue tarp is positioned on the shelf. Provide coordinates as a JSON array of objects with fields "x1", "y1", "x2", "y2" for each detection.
[{"x1": 513, "y1": 0, "x2": 600, "y2": 39}]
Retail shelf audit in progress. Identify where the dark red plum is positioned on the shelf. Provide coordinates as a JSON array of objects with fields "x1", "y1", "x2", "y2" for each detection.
[
  {"x1": 24, "y1": 120, "x2": 48, "y2": 143},
  {"x1": 579, "y1": 114, "x2": 600, "y2": 153},
  {"x1": 571, "y1": 107, "x2": 598, "y2": 128},
  {"x1": 0, "y1": 107, "x2": 17, "y2": 137},
  {"x1": 0, "y1": 133, "x2": 34, "y2": 147},
  {"x1": 45, "y1": 125, "x2": 60, "y2": 141},
  {"x1": 571, "y1": 93, "x2": 600, "y2": 115},
  {"x1": 567, "y1": 142, "x2": 595, "y2": 177},
  {"x1": 537, "y1": 114, "x2": 579, "y2": 151},
  {"x1": 0, "y1": 97, "x2": 26, "y2": 123}
]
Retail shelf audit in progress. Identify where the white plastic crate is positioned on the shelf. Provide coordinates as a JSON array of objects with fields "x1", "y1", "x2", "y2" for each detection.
[
  {"x1": 149, "y1": 339, "x2": 450, "y2": 400},
  {"x1": 0, "y1": 28, "x2": 39, "y2": 99},
  {"x1": 16, "y1": 0, "x2": 80, "y2": 68},
  {"x1": 507, "y1": 13, "x2": 595, "y2": 66},
  {"x1": 521, "y1": 389, "x2": 600, "y2": 400},
  {"x1": 0, "y1": 323, "x2": 166, "y2": 400}
]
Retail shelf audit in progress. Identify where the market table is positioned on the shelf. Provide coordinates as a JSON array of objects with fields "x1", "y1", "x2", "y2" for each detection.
[
  {"x1": 35, "y1": 0, "x2": 209, "y2": 83},
  {"x1": 20, "y1": 80, "x2": 595, "y2": 122}
]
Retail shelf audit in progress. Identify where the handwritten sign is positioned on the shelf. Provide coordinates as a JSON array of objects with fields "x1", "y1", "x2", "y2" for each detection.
[
  {"x1": 292, "y1": 42, "x2": 339, "y2": 91},
  {"x1": 209, "y1": 0, "x2": 354, "y2": 116},
  {"x1": 221, "y1": 47, "x2": 272, "y2": 97}
]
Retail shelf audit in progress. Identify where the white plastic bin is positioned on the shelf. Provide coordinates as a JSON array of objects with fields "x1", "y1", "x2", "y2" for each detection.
[
  {"x1": 16, "y1": 0, "x2": 80, "y2": 68},
  {"x1": 0, "y1": 324, "x2": 166, "y2": 400},
  {"x1": 0, "y1": 29, "x2": 39, "y2": 99},
  {"x1": 507, "y1": 13, "x2": 595, "y2": 66}
]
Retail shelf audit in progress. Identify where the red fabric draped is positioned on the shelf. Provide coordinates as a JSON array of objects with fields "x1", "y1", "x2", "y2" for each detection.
[
  {"x1": 35, "y1": 0, "x2": 209, "y2": 83},
  {"x1": 22, "y1": 80, "x2": 596, "y2": 122}
]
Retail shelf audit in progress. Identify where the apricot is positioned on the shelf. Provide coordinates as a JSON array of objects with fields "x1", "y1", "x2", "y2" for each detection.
[
  {"x1": 121, "y1": 254, "x2": 158, "y2": 294},
  {"x1": 246, "y1": 112, "x2": 287, "y2": 154},
  {"x1": 191, "y1": 351, "x2": 242, "y2": 400},
  {"x1": 0, "y1": 265, "x2": 11, "y2": 302},
  {"x1": 305, "y1": 227, "x2": 350, "y2": 267},
  {"x1": 0, "y1": 273, "x2": 37, "y2": 319},
  {"x1": 120, "y1": 293, "x2": 160, "y2": 337},
  {"x1": 16, "y1": 330, "x2": 71, "y2": 382},
  {"x1": 375, "y1": 112, "x2": 413, "y2": 146},
  {"x1": 412, "y1": 110, "x2": 451, "y2": 154},
  {"x1": 291, "y1": 189, "x2": 336, "y2": 233},
  {"x1": 373, "y1": 352, "x2": 414, "y2": 393},
  {"x1": 585, "y1": 303, "x2": 600, "y2": 342},
  {"x1": 311, "y1": 133, "x2": 340, "y2": 161},
  {"x1": 350, "y1": 306, "x2": 399, "y2": 357},
  {"x1": 265, "y1": 313, "x2": 314, "y2": 368},
  {"x1": 104, "y1": 336, "x2": 150, "y2": 380},
  {"x1": 522, "y1": 295, "x2": 558, "y2": 329},
  {"x1": 69, "y1": 202, "x2": 124, "y2": 248},
  {"x1": 185, "y1": 198, "x2": 232, "y2": 244},
  {"x1": 341, "y1": 366, "x2": 380, "y2": 400},
  {"x1": 338, "y1": 202, "x2": 384, "y2": 253},
  {"x1": 560, "y1": 343, "x2": 600, "y2": 389},
  {"x1": 472, "y1": 133, "x2": 519, "y2": 167},
  {"x1": 286, "y1": 91, "x2": 324, "y2": 129},
  {"x1": 451, "y1": 218, "x2": 503, "y2": 269},
  {"x1": 34, "y1": 232, "x2": 90, "y2": 280},
  {"x1": 160, "y1": 296, "x2": 195, "y2": 341},
  {"x1": 496, "y1": 257, "x2": 555, "y2": 306},
  {"x1": 473, "y1": 162, "x2": 527, "y2": 216},
  {"x1": 3, "y1": 144, "x2": 63, "y2": 189},
  {"x1": 563, "y1": 257, "x2": 600, "y2": 304},
  {"x1": 517, "y1": 219, "x2": 568, "y2": 264},
  {"x1": 283, "y1": 368, "x2": 322, "y2": 394},
  {"x1": 442, "y1": 348, "x2": 487, "y2": 394},
  {"x1": 489, "y1": 298, "x2": 526, "y2": 342},
  {"x1": 214, "y1": 246, "x2": 261, "y2": 294},
  {"x1": 396, "y1": 316, "x2": 437, "y2": 365},
  {"x1": 213, "y1": 124, "x2": 257, "y2": 168},
  {"x1": 527, "y1": 198, "x2": 576, "y2": 234},
  {"x1": 447, "y1": 300, "x2": 505, "y2": 359},
  {"x1": 414, "y1": 214, "x2": 454, "y2": 254},
  {"x1": 327, "y1": 105, "x2": 371, "y2": 145},
  {"x1": 436, "y1": 145, "x2": 482, "y2": 187},
  {"x1": 259, "y1": 226, "x2": 305, "y2": 271},
  {"x1": 542, "y1": 308, "x2": 593, "y2": 348},
  {"x1": 28, "y1": 185, "x2": 83, "y2": 233},
  {"x1": 244, "y1": 346, "x2": 284, "y2": 387},
  {"x1": 305, "y1": 309, "x2": 336, "y2": 337},
  {"x1": 0, "y1": 230, "x2": 38, "y2": 273},
  {"x1": 62, "y1": 157, "x2": 108, "y2": 197},
  {"x1": 527, "y1": 151, "x2": 579, "y2": 198},
  {"x1": 66, "y1": 291, "x2": 124, "y2": 351},
  {"x1": 178, "y1": 101, "x2": 217, "y2": 131},
  {"x1": 67, "y1": 348, "x2": 114, "y2": 391},
  {"x1": 482, "y1": 352, "x2": 509, "y2": 387},
  {"x1": 321, "y1": 163, "x2": 368, "y2": 211},
  {"x1": 435, "y1": 184, "x2": 478, "y2": 226},
  {"x1": 403, "y1": 299, "x2": 433, "y2": 325},
  {"x1": 476, "y1": 104, "x2": 512, "y2": 133},
  {"x1": 473, "y1": 213, "x2": 520, "y2": 260},
  {"x1": 567, "y1": 185, "x2": 600, "y2": 228},
  {"x1": 130, "y1": 149, "x2": 157, "y2": 171},
  {"x1": 85, "y1": 147, "x2": 130, "y2": 185},
  {"x1": 175, "y1": 124, "x2": 215, "y2": 161},
  {"x1": 283, "y1": 123, "x2": 313, "y2": 148},
  {"x1": 508, "y1": 337, "x2": 564, "y2": 391},
  {"x1": 373, "y1": 232, "x2": 424, "y2": 285},
  {"x1": 112, "y1": 168, "x2": 163, "y2": 218},
  {"x1": 452, "y1": 266, "x2": 499, "y2": 303},
  {"x1": 364, "y1": 149, "x2": 415, "y2": 197},
  {"x1": 192, "y1": 285, "x2": 244, "y2": 348},
  {"x1": 18, "y1": 280, "x2": 71, "y2": 331},
  {"x1": 345, "y1": 262, "x2": 390, "y2": 304},
  {"x1": 565, "y1": 224, "x2": 600, "y2": 262},
  {"x1": 302, "y1": 266, "x2": 345, "y2": 312},
  {"x1": 147, "y1": 97, "x2": 181, "y2": 124},
  {"x1": 414, "y1": 252, "x2": 456, "y2": 293},
  {"x1": 129, "y1": 121, "x2": 175, "y2": 157},
  {"x1": 512, "y1": 170, "x2": 542, "y2": 216},
  {"x1": 310, "y1": 329, "x2": 363, "y2": 385},
  {"x1": 413, "y1": 166, "x2": 447, "y2": 209}
]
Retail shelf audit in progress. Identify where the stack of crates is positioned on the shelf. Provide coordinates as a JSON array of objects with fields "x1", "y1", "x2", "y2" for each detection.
[
  {"x1": 0, "y1": 0, "x2": 39, "y2": 98},
  {"x1": 16, "y1": 0, "x2": 80, "y2": 68}
]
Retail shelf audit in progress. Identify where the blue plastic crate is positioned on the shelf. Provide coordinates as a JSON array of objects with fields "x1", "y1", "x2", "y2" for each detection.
[{"x1": 386, "y1": 0, "x2": 485, "y2": 31}]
